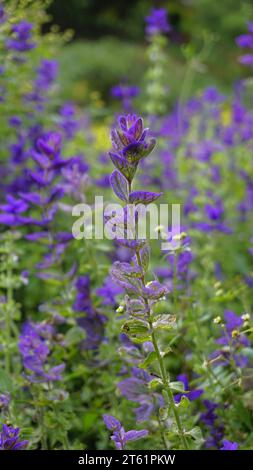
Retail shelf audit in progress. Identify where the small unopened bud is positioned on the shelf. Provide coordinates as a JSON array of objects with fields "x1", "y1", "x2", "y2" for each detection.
[
  {"x1": 214, "y1": 282, "x2": 221, "y2": 289},
  {"x1": 215, "y1": 289, "x2": 224, "y2": 296},
  {"x1": 213, "y1": 316, "x2": 222, "y2": 324},
  {"x1": 116, "y1": 305, "x2": 124, "y2": 314},
  {"x1": 173, "y1": 232, "x2": 187, "y2": 242},
  {"x1": 242, "y1": 313, "x2": 250, "y2": 321},
  {"x1": 232, "y1": 329, "x2": 240, "y2": 338}
]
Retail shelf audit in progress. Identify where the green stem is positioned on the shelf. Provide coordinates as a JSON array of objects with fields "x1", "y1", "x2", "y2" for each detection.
[
  {"x1": 62, "y1": 432, "x2": 70, "y2": 450},
  {"x1": 150, "y1": 326, "x2": 189, "y2": 449},
  {"x1": 5, "y1": 265, "x2": 12, "y2": 374},
  {"x1": 135, "y1": 251, "x2": 189, "y2": 450},
  {"x1": 127, "y1": 177, "x2": 188, "y2": 449},
  {"x1": 38, "y1": 406, "x2": 48, "y2": 450}
]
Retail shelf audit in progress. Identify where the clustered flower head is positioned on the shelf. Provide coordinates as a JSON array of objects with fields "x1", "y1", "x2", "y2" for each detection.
[
  {"x1": 0, "y1": 424, "x2": 28, "y2": 450},
  {"x1": 236, "y1": 22, "x2": 253, "y2": 67},
  {"x1": 109, "y1": 114, "x2": 156, "y2": 185},
  {"x1": 103, "y1": 415, "x2": 148, "y2": 450},
  {"x1": 145, "y1": 7, "x2": 170, "y2": 37}
]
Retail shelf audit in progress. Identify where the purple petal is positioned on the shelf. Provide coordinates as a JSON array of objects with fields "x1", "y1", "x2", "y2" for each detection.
[
  {"x1": 110, "y1": 170, "x2": 129, "y2": 201},
  {"x1": 129, "y1": 190, "x2": 162, "y2": 205}
]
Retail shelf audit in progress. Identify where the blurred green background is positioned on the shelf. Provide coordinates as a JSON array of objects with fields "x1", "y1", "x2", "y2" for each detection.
[{"x1": 46, "y1": 0, "x2": 253, "y2": 106}]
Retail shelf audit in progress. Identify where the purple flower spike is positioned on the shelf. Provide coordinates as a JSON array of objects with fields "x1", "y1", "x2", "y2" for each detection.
[
  {"x1": 236, "y1": 22, "x2": 253, "y2": 67},
  {"x1": 145, "y1": 8, "x2": 170, "y2": 37}
]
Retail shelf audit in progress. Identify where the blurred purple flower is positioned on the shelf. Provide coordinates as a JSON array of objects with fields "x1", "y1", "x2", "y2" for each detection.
[
  {"x1": 6, "y1": 21, "x2": 35, "y2": 52},
  {"x1": 236, "y1": 22, "x2": 253, "y2": 67},
  {"x1": 174, "y1": 374, "x2": 203, "y2": 403},
  {"x1": 0, "y1": 425, "x2": 28, "y2": 450},
  {"x1": 111, "y1": 84, "x2": 139, "y2": 111},
  {"x1": 118, "y1": 367, "x2": 162, "y2": 423},
  {"x1": 96, "y1": 276, "x2": 123, "y2": 306},
  {"x1": 220, "y1": 440, "x2": 238, "y2": 450},
  {"x1": 200, "y1": 400, "x2": 224, "y2": 449},
  {"x1": 103, "y1": 414, "x2": 148, "y2": 450},
  {"x1": 35, "y1": 59, "x2": 58, "y2": 91},
  {"x1": 19, "y1": 321, "x2": 65, "y2": 383},
  {"x1": 73, "y1": 276, "x2": 106, "y2": 350},
  {"x1": 0, "y1": 393, "x2": 10, "y2": 410},
  {"x1": 59, "y1": 103, "x2": 79, "y2": 139}
]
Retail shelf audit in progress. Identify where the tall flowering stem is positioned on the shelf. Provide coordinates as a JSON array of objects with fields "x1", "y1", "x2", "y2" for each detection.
[
  {"x1": 109, "y1": 115, "x2": 189, "y2": 449},
  {"x1": 145, "y1": 8, "x2": 170, "y2": 116}
]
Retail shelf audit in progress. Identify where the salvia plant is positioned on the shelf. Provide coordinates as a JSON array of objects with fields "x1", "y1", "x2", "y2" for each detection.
[{"x1": 0, "y1": 0, "x2": 253, "y2": 452}]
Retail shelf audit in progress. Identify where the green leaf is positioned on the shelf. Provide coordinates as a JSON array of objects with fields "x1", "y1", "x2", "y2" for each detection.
[
  {"x1": 139, "y1": 245, "x2": 150, "y2": 272},
  {"x1": 234, "y1": 400, "x2": 252, "y2": 430},
  {"x1": 187, "y1": 426, "x2": 204, "y2": 445},
  {"x1": 177, "y1": 396, "x2": 190, "y2": 409},
  {"x1": 131, "y1": 335, "x2": 152, "y2": 344},
  {"x1": 65, "y1": 326, "x2": 86, "y2": 346},
  {"x1": 121, "y1": 319, "x2": 149, "y2": 335},
  {"x1": 159, "y1": 406, "x2": 168, "y2": 421},
  {"x1": 241, "y1": 348, "x2": 253, "y2": 360},
  {"x1": 153, "y1": 314, "x2": 176, "y2": 331},
  {"x1": 0, "y1": 369, "x2": 12, "y2": 393},
  {"x1": 169, "y1": 381, "x2": 185, "y2": 392},
  {"x1": 122, "y1": 319, "x2": 151, "y2": 343},
  {"x1": 139, "y1": 351, "x2": 158, "y2": 369},
  {"x1": 148, "y1": 378, "x2": 163, "y2": 390}
]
